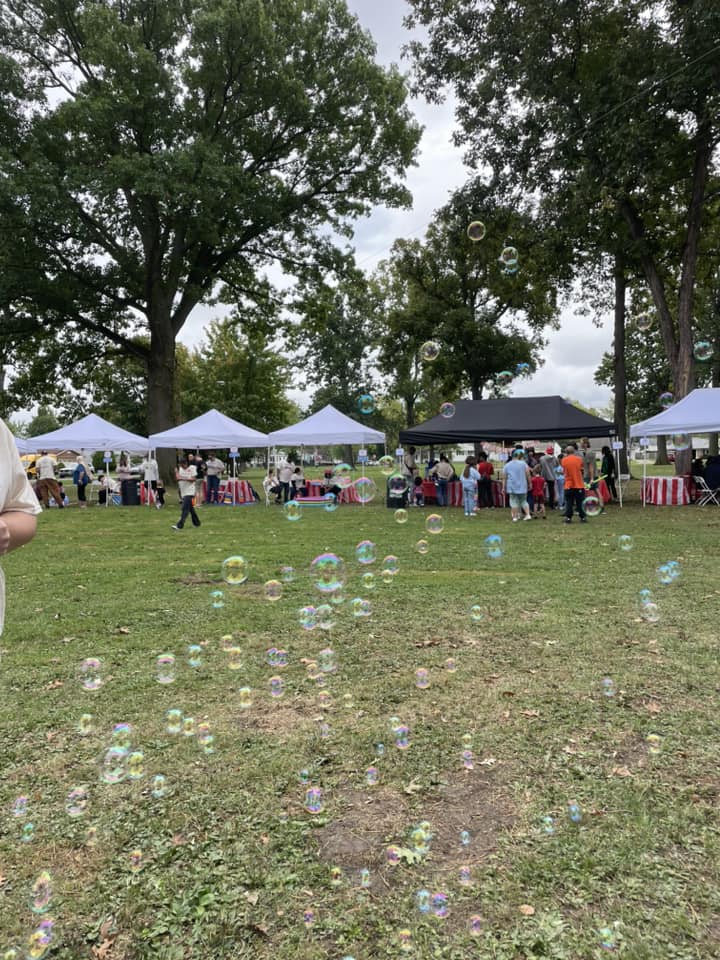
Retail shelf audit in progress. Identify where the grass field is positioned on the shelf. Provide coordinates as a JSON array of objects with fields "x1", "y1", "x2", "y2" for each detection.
[{"x1": 2, "y1": 468, "x2": 719, "y2": 959}]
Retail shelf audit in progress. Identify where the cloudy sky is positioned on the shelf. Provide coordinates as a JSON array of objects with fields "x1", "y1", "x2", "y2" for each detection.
[{"x1": 180, "y1": 0, "x2": 614, "y2": 413}]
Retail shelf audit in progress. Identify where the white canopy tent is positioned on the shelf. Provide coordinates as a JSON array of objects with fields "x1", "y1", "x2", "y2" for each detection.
[
  {"x1": 630, "y1": 388, "x2": 720, "y2": 506},
  {"x1": 26, "y1": 413, "x2": 149, "y2": 454},
  {"x1": 267, "y1": 404, "x2": 385, "y2": 447},
  {"x1": 14, "y1": 436, "x2": 34, "y2": 455},
  {"x1": 149, "y1": 409, "x2": 268, "y2": 449}
]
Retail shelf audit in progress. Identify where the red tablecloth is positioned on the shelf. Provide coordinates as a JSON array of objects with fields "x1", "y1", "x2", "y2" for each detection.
[
  {"x1": 306, "y1": 479, "x2": 359, "y2": 504},
  {"x1": 642, "y1": 476, "x2": 691, "y2": 506},
  {"x1": 199, "y1": 478, "x2": 255, "y2": 503},
  {"x1": 422, "y1": 479, "x2": 505, "y2": 507},
  {"x1": 597, "y1": 479, "x2": 611, "y2": 503}
]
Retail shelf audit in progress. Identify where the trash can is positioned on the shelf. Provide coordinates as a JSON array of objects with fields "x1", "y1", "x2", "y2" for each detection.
[
  {"x1": 121, "y1": 480, "x2": 140, "y2": 505},
  {"x1": 386, "y1": 476, "x2": 409, "y2": 508}
]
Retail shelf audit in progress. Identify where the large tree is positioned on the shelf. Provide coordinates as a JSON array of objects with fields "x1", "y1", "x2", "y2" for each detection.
[
  {"x1": 0, "y1": 0, "x2": 421, "y2": 461},
  {"x1": 406, "y1": 0, "x2": 720, "y2": 472}
]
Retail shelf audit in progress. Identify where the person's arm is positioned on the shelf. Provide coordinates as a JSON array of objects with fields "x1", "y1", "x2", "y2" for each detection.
[{"x1": 0, "y1": 512, "x2": 37, "y2": 555}]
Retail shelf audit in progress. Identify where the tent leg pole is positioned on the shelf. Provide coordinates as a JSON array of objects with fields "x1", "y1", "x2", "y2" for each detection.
[
  {"x1": 615, "y1": 448, "x2": 622, "y2": 508},
  {"x1": 642, "y1": 444, "x2": 647, "y2": 507}
]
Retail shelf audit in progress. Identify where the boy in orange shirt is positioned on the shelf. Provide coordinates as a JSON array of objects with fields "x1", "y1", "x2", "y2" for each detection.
[{"x1": 562, "y1": 445, "x2": 587, "y2": 523}]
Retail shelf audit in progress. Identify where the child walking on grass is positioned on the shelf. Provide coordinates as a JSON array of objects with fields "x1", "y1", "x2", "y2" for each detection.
[
  {"x1": 531, "y1": 465, "x2": 547, "y2": 519},
  {"x1": 460, "y1": 456, "x2": 481, "y2": 517}
]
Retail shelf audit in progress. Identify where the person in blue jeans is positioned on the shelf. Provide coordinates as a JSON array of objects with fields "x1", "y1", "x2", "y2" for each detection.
[
  {"x1": 433, "y1": 454, "x2": 455, "y2": 506},
  {"x1": 502, "y1": 450, "x2": 533, "y2": 522},
  {"x1": 460, "y1": 456, "x2": 481, "y2": 516}
]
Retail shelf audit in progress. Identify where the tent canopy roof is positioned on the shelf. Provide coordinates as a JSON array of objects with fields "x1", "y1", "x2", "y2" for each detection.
[
  {"x1": 25, "y1": 413, "x2": 149, "y2": 453},
  {"x1": 149, "y1": 409, "x2": 268, "y2": 449},
  {"x1": 267, "y1": 404, "x2": 385, "y2": 446},
  {"x1": 630, "y1": 388, "x2": 720, "y2": 437},
  {"x1": 399, "y1": 396, "x2": 616, "y2": 444}
]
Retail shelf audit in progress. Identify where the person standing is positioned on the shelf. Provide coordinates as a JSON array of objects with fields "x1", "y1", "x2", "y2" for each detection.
[
  {"x1": 580, "y1": 438, "x2": 596, "y2": 486},
  {"x1": 539, "y1": 446, "x2": 559, "y2": 509},
  {"x1": 35, "y1": 451, "x2": 65, "y2": 509},
  {"x1": 73, "y1": 457, "x2": 92, "y2": 509},
  {"x1": 460, "y1": 456, "x2": 481, "y2": 517},
  {"x1": 530, "y1": 465, "x2": 547, "y2": 518},
  {"x1": 172, "y1": 457, "x2": 201, "y2": 530},
  {"x1": 0, "y1": 420, "x2": 41, "y2": 633},
  {"x1": 562, "y1": 445, "x2": 587, "y2": 523},
  {"x1": 204, "y1": 452, "x2": 226, "y2": 505},
  {"x1": 277, "y1": 460, "x2": 293, "y2": 503},
  {"x1": 555, "y1": 457, "x2": 566, "y2": 510},
  {"x1": 140, "y1": 452, "x2": 161, "y2": 507},
  {"x1": 502, "y1": 450, "x2": 532, "y2": 522},
  {"x1": 476, "y1": 452, "x2": 495, "y2": 509},
  {"x1": 402, "y1": 446, "x2": 418, "y2": 483},
  {"x1": 600, "y1": 446, "x2": 617, "y2": 501},
  {"x1": 433, "y1": 454, "x2": 455, "y2": 507},
  {"x1": 188, "y1": 453, "x2": 206, "y2": 504}
]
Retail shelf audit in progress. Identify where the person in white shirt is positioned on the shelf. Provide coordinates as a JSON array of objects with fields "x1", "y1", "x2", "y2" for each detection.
[
  {"x1": 172, "y1": 458, "x2": 200, "y2": 530},
  {"x1": 34, "y1": 450, "x2": 65, "y2": 509},
  {"x1": 277, "y1": 460, "x2": 293, "y2": 503},
  {"x1": 0, "y1": 421, "x2": 41, "y2": 632},
  {"x1": 204, "y1": 453, "x2": 226, "y2": 505},
  {"x1": 140, "y1": 453, "x2": 161, "y2": 508}
]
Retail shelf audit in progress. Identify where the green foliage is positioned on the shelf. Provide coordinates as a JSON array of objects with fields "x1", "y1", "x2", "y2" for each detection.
[{"x1": 25, "y1": 403, "x2": 59, "y2": 437}]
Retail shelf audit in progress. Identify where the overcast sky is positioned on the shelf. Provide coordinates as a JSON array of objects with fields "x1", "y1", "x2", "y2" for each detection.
[{"x1": 179, "y1": 0, "x2": 614, "y2": 413}]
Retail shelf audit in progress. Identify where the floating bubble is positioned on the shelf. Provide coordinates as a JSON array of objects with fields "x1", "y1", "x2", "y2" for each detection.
[
  {"x1": 209, "y1": 589, "x2": 225, "y2": 608},
  {"x1": 187, "y1": 644, "x2": 202, "y2": 668},
  {"x1": 388, "y1": 716, "x2": 401, "y2": 733},
  {"x1": 100, "y1": 746, "x2": 127, "y2": 785},
  {"x1": 419, "y1": 340, "x2": 441, "y2": 362},
  {"x1": 318, "y1": 647, "x2": 337, "y2": 673},
  {"x1": 568, "y1": 801, "x2": 582, "y2": 823},
  {"x1": 305, "y1": 787, "x2": 323, "y2": 814},
  {"x1": 78, "y1": 657, "x2": 103, "y2": 691},
  {"x1": 583, "y1": 493, "x2": 602, "y2": 517},
  {"x1": 306, "y1": 660, "x2": 321, "y2": 681},
  {"x1": 310, "y1": 552, "x2": 345, "y2": 594},
  {"x1": 283, "y1": 500, "x2": 302, "y2": 521},
  {"x1": 316, "y1": 604, "x2": 335, "y2": 630},
  {"x1": 496, "y1": 370, "x2": 513, "y2": 387},
  {"x1": 458, "y1": 864, "x2": 472, "y2": 885},
  {"x1": 151, "y1": 774, "x2": 169, "y2": 799},
  {"x1": 269, "y1": 676, "x2": 284, "y2": 698},
  {"x1": 636, "y1": 313, "x2": 652, "y2": 332},
  {"x1": 426, "y1": 513, "x2": 444, "y2": 535},
  {"x1": 416, "y1": 889, "x2": 431, "y2": 914},
  {"x1": 398, "y1": 929, "x2": 413, "y2": 952},
  {"x1": 298, "y1": 769, "x2": 310, "y2": 785},
  {"x1": 334, "y1": 464, "x2": 353, "y2": 489},
  {"x1": 394, "y1": 508, "x2": 408, "y2": 524},
  {"x1": 445, "y1": 657, "x2": 457, "y2": 673},
  {"x1": 264, "y1": 579, "x2": 283, "y2": 602},
  {"x1": 646, "y1": 733, "x2": 662, "y2": 755},
  {"x1": 361, "y1": 571, "x2": 375, "y2": 591},
  {"x1": 542, "y1": 815, "x2": 555, "y2": 835},
  {"x1": 432, "y1": 892, "x2": 449, "y2": 918},
  {"x1": 599, "y1": 926, "x2": 618, "y2": 950},
  {"x1": 375, "y1": 742, "x2": 385, "y2": 757},
  {"x1": 351, "y1": 597, "x2": 371, "y2": 618},
  {"x1": 515, "y1": 362, "x2": 530, "y2": 375},
  {"x1": 302, "y1": 908, "x2": 315, "y2": 928},
  {"x1": 12, "y1": 796, "x2": 28, "y2": 818},
  {"x1": 358, "y1": 393, "x2": 375, "y2": 415},
  {"x1": 226, "y1": 646, "x2": 242, "y2": 670},
  {"x1": 280, "y1": 565, "x2": 295, "y2": 583},
  {"x1": 656, "y1": 561, "x2": 678, "y2": 585},
  {"x1": 469, "y1": 604, "x2": 486, "y2": 622},
  {"x1": 659, "y1": 391, "x2": 674, "y2": 409},
  {"x1": 411, "y1": 825, "x2": 429, "y2": 855},
  {"x1": 222, "y1": 555, "x2": 248, "y2": 585},
  {"x1": 484, "y1": 534, "x2": 504, "y2": 559},
  {"x1": 359, "y1": 867, "x2": 371, "y2": 889},
  {"x1": 388, "y1": 472, "x2": 409, "y2": 496},
  {"x1": 238, "y1": 687, "x2": 252, "y2": 709},
  {"x1": 166, "y1": 709, "x2": 182, "y2": 734},
  {"x1": 640, "y1": 601, "x2": 660, "y2": 623},
  {"x1": 439, "y1": 401, "x2": 456, "y2": 419},
  {"x1": 379, "y1": 455, "x2": 395, "y2": 475},
  {"x1": 2, "y1": 947, "x2": 22, "y2": 960},
  {"x1": 77, "y1": 713, "x2": 94, "y2": 736},
  {"x1": 467, "y1": 220, "x2": 486, "y2": 241},
  {"x1": 671, "y1": 433, "x2": 690, "y2": 451},
  {"x1": 461, "y1": 733, "x2": 473, "y2": 748},
  {"x1": 323, "y1": 492, "x2": 338, "y2": 512},
  {"x1": 65, "y1": 786, "x2": 88, "y2": 817},
  {"x1": 156, "y1": 653, "x2": 176, "y2": 684},
  {"x1": 386, "y1": 845, "x2": 401, "y2": 866},
  {"x1": 355, "y1": 540, "x2": 376, "y2": 565},
  {"x1": 21, "y1": 823, "x2": 34, "y2": 843},
  {"x1": 469, "y1": 915, "x2": 483, "y2": 937},
  {"x1": 601, "y1": 678, "x2": 616, "y2": 698},
  {"x1": 129, "y1": 848, "x2": 144, "y2": 873},
  {"x1": 299, "y1": 606, "x2": 318, "y2": 630},
  {"x1": 111, "y1": 722, "x2": 133, "y2": 753},
  {"x1": 460, "y1": 829, "x2": 471, "y2": 846},
  {"x1": 197, "y1": 721, "x2": 213, "y2": 748},
  {"x1": 415, "y1": 668, "x2": 430, "y2": 689},
  {"x1": 354, "y1": 477, "x2": 377, "y2": 504},
  {"x1": 329, "y1": 866, "x2": 343, "y2": 886},
  {"x1": 381, "y1": 569, "x2": 393, "y2": 585},
  {"x1": 382, "y1": 555, "x2": 399, "y2": 576},
  {"x1": 462, "y1": 749, "x2": 474, "y2": 770},
  {"x1": 694, "y1": 340, "x2": 713, "y2": 361},
  {"x1": 394, "y1": 725, "x2": 410, "y2": 750},
  {"x1": 29, "y1": 871, "x2": 53, "y2": 916},
  {"x1": 365, "y1": 766, "x2": 379, "y2": 787},
  {"x1": 182, "y1": 716, "x2": 195, "y2": 737},
  {"x1": 618, "y1": 534, "x2": 633, "y2": 552},
  {"x1": 318, "y1": 721, "x2": 331, "y2": 739},
  {"x1": 26, "y1": 919, "x2": 53, "y2": 959},
  {"x1": 127, "y1": 751, "x2": 145, "y2": 780},
  {"x1": 500, "y1": 245, "x2": 518, "y2": 265}
]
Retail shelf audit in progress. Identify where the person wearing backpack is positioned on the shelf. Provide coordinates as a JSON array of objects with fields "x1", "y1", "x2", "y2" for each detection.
[{"x1": 72, "y1": 458, "x2": 92, "y2": 509}]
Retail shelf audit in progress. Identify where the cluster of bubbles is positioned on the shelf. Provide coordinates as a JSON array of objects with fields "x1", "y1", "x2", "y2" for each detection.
[{"x1": 465, "y1": 220, "x2": 519, "y2": 275}]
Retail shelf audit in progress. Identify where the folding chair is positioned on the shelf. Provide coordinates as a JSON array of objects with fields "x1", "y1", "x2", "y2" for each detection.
[
  {"x1": 262, "y1": 477, "x2": 275, "y2": 506},
  {"x1": 694, "y1": 476, "x2": 720, "y2": 506}
]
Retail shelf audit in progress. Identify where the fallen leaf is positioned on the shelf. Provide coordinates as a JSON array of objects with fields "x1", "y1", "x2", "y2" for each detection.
[
  {"x1": 644, "y1": 701, "x2": 662, "y2": 714},
  {"x1": 519, "y1": 904, "x2": 535, "y2": 916},
  {"x1": 45, "y1": 680, "x2": 64, "y2": 690},
  {"x1": 243, "y1": 891, "x2": 260, "y2": 906},
  {"x1": 501, "y1": 690, "x2": 515, "y2": 698},
  {"x1": 260, "y1": 834, "x2": 270, "y2": 845},
  {"x1": 0, "y1": 875, "x2": 8, "y2": 888},
  {"x1": 611, "y1": 766, "x2": 632, "y2": 778},
  {"x1": 116, "y1": 627, "x2": 130, "y2": 635},
  {"x1": 479, "y1": 758, "x2": 498, "y2": 766},
  {"x1": 99, "y1": 919, "x2": 116, "y2": 940},
  {"x1": 60, "y1": 636, "x2": 75, "y2": 643},
  {"x1": 520, "y1": 710, "x2": 540, "y2": 719},
  {"x1": 92, "y1": 939, "x2": 114, "y2": 959}
]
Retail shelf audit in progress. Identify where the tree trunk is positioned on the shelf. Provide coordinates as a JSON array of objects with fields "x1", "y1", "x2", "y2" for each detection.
[
  {"x1": 654, "y1": 435, "x2": 669, "y2": 466},
  {"x1": 147, "y1": 307, "x2": 177, "y2": 483},
  {"x1": 613, "y1": 259, "x2": 630, "y2": 475}
]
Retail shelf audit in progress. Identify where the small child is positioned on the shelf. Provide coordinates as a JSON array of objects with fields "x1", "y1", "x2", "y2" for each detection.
[
  {"x1": 460, "y1": 456, "x2": 481, "y2": 517},
  {"x1": 530, "y1": 465, "x2": 546, "y2": 518},
  {"x1": 412, "y1": 475, "x2": 425, "y2": 507}
]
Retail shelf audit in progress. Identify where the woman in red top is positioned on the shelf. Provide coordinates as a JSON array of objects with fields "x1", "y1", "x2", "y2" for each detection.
[{"x1": 476, "y1": 453, "x2": 494, "y2": 508}]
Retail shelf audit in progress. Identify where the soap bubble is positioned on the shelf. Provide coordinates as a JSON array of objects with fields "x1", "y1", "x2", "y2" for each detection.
[
  {"x1": 445, "y1": 657, "x2": 457, "y2": 673},
  {"x1": 416, "y1": 889, "x2": 431, "y2": 914},
  {"x1": 239, "y1": 687, "x2": 252, "y2": 709},
  {"x1": 671, "y1": 433, "x2": 690, "y2": 451},
  {"x1": 280, "y1": 565, "x2": 295, "y2": 583},
  {"x1": 78, "y1": 714, "x2": 94, "y2": 737},
  {"x1": 386, "y1": 845, "x2": 401, "y2": 866},
  {"x1": 469, "y1": 915, "x2": 483, "y2": 937},
  {"x1": 375, "y1": 742, "x2": 385, "y2": 757},
  {"x1": 469, "y1": 604, "x2": 486, "y2": 622},
  {"x1": 359, "y1": 867, "x2": 371, "y2": 889},
  {"x1": 182, "y1": 716, "x2": 195, "y2": 737},
  {"x1": 467, "y1": 220, "x2": 486, "y2": 241},
  {"x1": 365, "y1": 766, "x2": 379, "y2": 787},
  {"x1": 497, "y1": 370, "x2": 514, "y2": 387},
  {"x1": 156, "y1": 653, "x2": 176, "y2": 684},
  {"x1": 462, "y1": 749, "x2": 474, "y2": 770},
  {"x1": 226, "y1": 646, "x2": 242, "y2": 670},
  {"x1": 568, "y1": 800, "x2": 582, "y2": 823},
  {"x1": 129, "y1": 848, "x2": 144, "y2": 873},
  {"x1": 187, "y1": 644, "x2": 202, "y2": 668},
  {"x1": 209, "y1": 589, "x2": 225, "y2": 608},
  {"x1": 394, "y1": 725, "x2": 410, "y2": 750},
  {"x1": 222, "y1": 555, "x2": 248, "y2": 585},
  {"x1": 379, "y1": 455, "x2": 395, "y2": 475},
  {"x1": 358, "y1": 393, "x2": 375, "y2": 414},
  {"x1": 355, "y1": 540, "x2": 376, "y2": 565},
  {"x1": 426, "y1": 513, "x2": 444, "y2": 534},
  {"x1": 485, "y1": 534, "x2": 504, "y2": 559},
  {"x1": 127, "y1": 751, "x2": 145, "y2": 780},
  {"x1": 599, "y1": 926, "x2": 618, "y2": 950},
  {"x1": 78, "y1": 657, "x2": 103, "y2": 691},
  {"x1": 415, "y1": 668, "x2": 430, "y2": 689},
  {"x1": 382, "y1": 555, "x2": 399, "y2": 575},
  {"x1": 26, "y1": 919, "x2": 54, "y2": 959},
  {"x1": 111, "y1": 722, "x2": 133, "y2": 753},
  {"x1": 416, "y1": 538, "x2": 429, "y2": 554},
  {"x1": 381, "y1": 569, "x2": 394, "y2": 585},
  {"x1": 310, "y1": 553, "x2": 345, "y2": 594},
  {"x1": 601, "y1": 678, "x2": 615, "y2": 698},
  {"x1": 458, "y1": 864, "x2": 472, "y2": 885},
  {"x1": 657, "y1": 561, "x2": 681, "y2": 584},
  {"x1": 166, "y1": 709, "x2": 182, "y2": 734},
  {"x1": 351, "y1": 597, "x2": 371, "y2": 618},
  {"x1": 398, "y1": 929, "x2": 413, "y2": 952},
  {"x1": 432, "y1": 892, "x2": 449, "y2": 918},
  {"x1": 641, "y1": 601, "x2": 660, "y2": 623},
  {"x1": 354, "y1": 477, "x2": 377, "y2": 504},
  {"x1": 515, "y1": 362, "x2": 530, "y2": 375},
  {"x1": 583, "y1": 493, "x2": 602, "y2": 517},
  {"x1": 659, "y1": 391, "x2": 674, "y2": 409},
  {"x1": 419, "y1": 340, "x2": 440, "y2": 362},
  {"x1": 694, "y1": 340, "x2": 713, "y2": 361},
  {"x1": 500, "y1": 245, "x2": 518, "y2": 265},
  {"x1": 323, "y1": 492, "x2": 338, "y2": 512},
  {"x1": 21, "y1": 823, "x2": 34, "y2": 843},
  {"x1": 283, "y1": 500, "x2": 302, "y2": 521},
  {"x1": 318, "y1": 647, "x2": 336, "y2": 673},
  {"x1": 388, "y1": 472, "x2": 409, "y2": 496},
  {"x1": 151, "y1": 775, "x2": 169, "y2": 799},
  {"x1": 302, "y1": 908, "x2": 315, "y2": 927},
  {"x1": 361, "y1": 571, "x2": 375, "y2": 591},
  {"x1": 439, "y1": 401, "x2": 456, "y2": 418},
  {"x1": 618, "y1": 534, "x2": 633, "y2": 552},
  {"x1": 646, "y1": 733, "x2": 662, "y2": 755},
  {"x1": 636, "y1": 313, "x2": 652, "y2": 332},
  {"x1": 100, "y1": 746, "x2": 127, "y2": 785},
  {"x1": 460, "y1": 829, "x2": 471, "y2": 846},
  {"x1": 264, "y1": 579, "x2": 283, "y2": 602},
  {"x1": 541, "y1": 815, "x2": 555, "y2": 835},
  {"x1": 65, "y1": 786, "x2": 88, "y2": 817},
  {"x1": 394, "y1": 508, "x2": 408, "y2": 524},
  {"x1": 269, "y1": 676, "x2": 284, "y2": 698},
  {"x1": 334, "y1": 464, "x2": 353, "y2": 489},
  {"x1": 305, "y1": 787, "x2": 323, "y2": 814},
  {"x1": 316, "y1": 603, "x2": 335, "y2": 631}
]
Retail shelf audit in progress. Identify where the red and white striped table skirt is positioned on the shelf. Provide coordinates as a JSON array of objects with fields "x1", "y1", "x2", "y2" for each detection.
[{"x1": 642, "y1": 476, "x2": 690, "y2": 505}]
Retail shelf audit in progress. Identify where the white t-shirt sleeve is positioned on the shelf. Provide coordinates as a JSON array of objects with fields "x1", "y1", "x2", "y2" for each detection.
[{"x1": 1, "y1": 423, "x2": 42, "y2": 516}]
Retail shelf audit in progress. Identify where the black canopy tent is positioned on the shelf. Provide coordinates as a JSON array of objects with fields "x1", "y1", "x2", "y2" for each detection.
[{"x1": 399, "y1": 396, "x2": 616, "y2": 445}]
